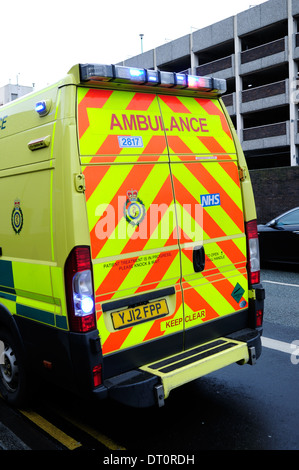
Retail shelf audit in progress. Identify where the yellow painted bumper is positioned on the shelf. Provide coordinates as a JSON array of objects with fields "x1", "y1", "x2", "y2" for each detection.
[{"x1": 141, "y1": 337, "x2": 249, "y2": 399}]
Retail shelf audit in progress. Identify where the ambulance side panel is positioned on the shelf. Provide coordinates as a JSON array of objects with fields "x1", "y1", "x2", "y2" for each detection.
[
  {"x1": 0, "y1": 88, "x2": 59, "y2": 341},
  {"x1": 0, "y1": 66, "x2": 264, "y2": 408},
  {"x1": 0, "y1": 85, "x2": 103, "y2": 396}
]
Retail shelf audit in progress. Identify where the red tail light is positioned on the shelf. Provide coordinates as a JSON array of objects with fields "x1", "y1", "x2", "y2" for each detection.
[
  {"x1": 245, "y1": 220, "x2": 260, "y2": 285},
  {"x1": 256, "y1": 309, "x2": 263, "y2": 327},
  {"x1": 93, "y1": 364, "x2": 102, "y2": 387},
  {"x1": 65, "y1": 246, "x2": 96, "y2": 333}
]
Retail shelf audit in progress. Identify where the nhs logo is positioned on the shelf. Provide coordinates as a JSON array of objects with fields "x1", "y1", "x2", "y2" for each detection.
[{"x1": 200, "y1": 193, "x2": 221, "y2": 207}]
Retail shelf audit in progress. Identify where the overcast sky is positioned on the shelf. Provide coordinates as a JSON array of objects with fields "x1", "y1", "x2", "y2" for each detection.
[{"x1": 1, "y1": 0, "x2": 267, "y2": 89}]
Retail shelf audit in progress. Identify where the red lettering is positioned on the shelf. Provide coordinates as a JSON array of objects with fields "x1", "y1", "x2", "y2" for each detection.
[
  {"x1": 169, "y1": 116, "x2": 180, "y2": 132},
  {"x1": 185, "y1": 309, "x2": 206, "y2": 323},
  {"x1": 199, "y1": 118, "x2": 209, "y2": 132},
  {"x1": 136, "y1": 115, "x2": 149, "y2": 130},
  {"x1": 110, "y1": 113, "x2": 209, "y2": 134},
  {"x1": 190, "y1": 117, "x2": 200, "y2": 132},
  {"x1": 160, "y1": 116, "x2": 168, "y2": 131},
  {"x1": 179, "y1": 117, "x2": 190, "y2": 132},
  {"x1": 110, "y1": 114, "x2": 123, "y2": 130},
  {"x1": 148, "y1": 115, "x2": 160, "y2": 131},
  {"x1": 165, "y1": 317, "x2": 183, "y2": 328},
  {"x1": 123, "y1": 114, "x2": 137, "y2": 130}
]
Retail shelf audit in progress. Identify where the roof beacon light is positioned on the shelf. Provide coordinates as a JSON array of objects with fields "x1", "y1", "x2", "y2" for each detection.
[
  {"x1": 114, "y1": 66, "x2": 146, "y2": 83},
  {"x1": 80, "y1": 64, "x2": 114, "y2": 82},
  {"x1": 78, "y1": 63, "x2": 227, "y2": 95},
  {"x1": 145, "y1": 69, "x2": 160, "y2": 85},
  {"x1": 175, "y1": 73, "x2": 188, "y2": 88},
  {"x1": 160, "y1": 71, "x2": 176, "y2": 88},
  {"x1": 187, "y1": 75, "x2": 212, "y2": 91},
  {"x1": 212, "y1": 77, "x2": 227, "y2": 94}
]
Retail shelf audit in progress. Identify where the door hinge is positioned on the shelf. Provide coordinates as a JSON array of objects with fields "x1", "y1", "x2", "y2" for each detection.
[
  {"x1": 239, "y1": 166, "x2": 247, "y2": 181},
  {"x1": 75, "y1": 173, "x2": 86, "y2": 193}
]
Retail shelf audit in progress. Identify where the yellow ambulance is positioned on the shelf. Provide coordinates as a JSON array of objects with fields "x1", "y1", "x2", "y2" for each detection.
[{"x1": 0, "y1": 64, "x2": 265, "y2": 407}]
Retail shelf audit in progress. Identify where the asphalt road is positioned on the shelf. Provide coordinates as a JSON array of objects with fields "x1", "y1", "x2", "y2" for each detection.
[
  {"x1": 0, "y1": 266, "x2": 298, "y2": 454},
  {"x1": 261, "y1": 267, "x2": 299, "y2": 329}
]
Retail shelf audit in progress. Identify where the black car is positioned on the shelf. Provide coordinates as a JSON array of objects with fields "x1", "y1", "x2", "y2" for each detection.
[{"x1": 258, "y1": 207, "x2": 299, "y2": 266}]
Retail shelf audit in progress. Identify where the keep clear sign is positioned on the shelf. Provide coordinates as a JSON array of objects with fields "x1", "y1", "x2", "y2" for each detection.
[{"x1": 0, "y1": 340, "x2": 4, "y2": 364}]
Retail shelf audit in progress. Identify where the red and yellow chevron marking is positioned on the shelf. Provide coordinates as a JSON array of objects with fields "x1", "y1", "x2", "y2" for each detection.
[
  {"x1": 166, "y1": 99, "x2": 246, "y2": 330},
  {"x1": 77, "y1": 87, "x2": 248, "y2": 356},
  {"x1": 170, "y1": 160, "x2": 244, "y2": 240},
  {"x1": 77, "y1": 88, "x2": 168, "y2": 159},
  {"x1": 77, "y1": 88, "x2": 235, "y2": 159},
  {"x1": 84, "y1": 158, "x2": 183, "y2": 354},
  {"x1": 158, "y1": 94, "x2": 235, "y2": 156}
]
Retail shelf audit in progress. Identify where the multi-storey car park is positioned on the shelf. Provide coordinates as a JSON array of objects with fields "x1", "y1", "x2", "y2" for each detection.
[{"x1": 119, "y1": 0, "x2": 299, "y2": 222}]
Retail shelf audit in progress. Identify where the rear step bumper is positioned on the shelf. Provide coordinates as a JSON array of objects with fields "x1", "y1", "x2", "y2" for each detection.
[{"x1": 100, "y1": 328, "x2": 261, "y2": 408}]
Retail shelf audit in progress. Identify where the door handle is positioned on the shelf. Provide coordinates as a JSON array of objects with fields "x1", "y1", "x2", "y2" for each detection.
[{"x1": 193, "y1": 245, "x2": 205, "y2": 273}]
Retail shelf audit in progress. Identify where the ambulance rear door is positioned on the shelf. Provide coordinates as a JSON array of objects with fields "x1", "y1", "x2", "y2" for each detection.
[
  {"x1": 77, "y1": 87, "x2": 184, "y2": 376},
  {"x1": 158, "y1": 94, "x2": 248, "y2": 349}
]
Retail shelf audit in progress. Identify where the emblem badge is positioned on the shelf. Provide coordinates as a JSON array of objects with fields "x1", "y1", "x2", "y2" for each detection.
[
  {"x1": 124, "y1": 189, "x2": 146, "y2": 227},
  {"x1": 11, "y1": 199, "x2": 23, "y2": 234}
]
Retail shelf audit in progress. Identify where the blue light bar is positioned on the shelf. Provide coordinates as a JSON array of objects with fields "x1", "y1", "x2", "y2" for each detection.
[
  {"x1": 175, "y1": 73, "x2": 187, "y2": 88},
  {"x1": 114, "y1": 66, "x2": 146, "y2": 83},
  {"x1": 80, "y1": 64, "x2": 114, "y2": 82},
  {"x1": 187, "y1": 75, "x2": 213, "y2": 91},
  {"x1": 78, "y1": 63, "x2": 227, "y2": 95},
  {"x1": 212, "y1": 77, "x2": 227, "y2": 94},
  {"x1": 145, "y1": 69, "x2": 160, "y2": 85},
  {"x1": 160, "y1": 71, "x2": 176, "y2": 87},
  {"x1": 130, "y1": 68, "x2": 144, "y2": 78}
]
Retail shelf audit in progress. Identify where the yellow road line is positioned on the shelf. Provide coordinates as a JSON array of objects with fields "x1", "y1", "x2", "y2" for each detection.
[
  {"x1": 61, "y1": 414, "x2": 126, "y2": 450},
  {"x1": 1, "y1": 394, "x2": 125, "y2": 451},
  {"x1": 19, "y1": 409, "x2": 82, "y2": 450}
]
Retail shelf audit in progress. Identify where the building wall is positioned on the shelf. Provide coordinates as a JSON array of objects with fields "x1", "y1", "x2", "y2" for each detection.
[
  {"x1": 0, "y1": 84, "x2": 33, "y2": 106},
  {"x1": 120, "y1": 0, "x2": 299, "y2": 221},
  {"x1": 120, "y1": 0, "x2": 299, "y2": 171},
  {"x1": 250, "y1": 166, "x2": 299, "y2": 223}
]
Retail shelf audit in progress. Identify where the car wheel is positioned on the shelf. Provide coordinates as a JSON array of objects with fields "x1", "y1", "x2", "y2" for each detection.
[{"x1": 0, "y1": 328, "x2": 29, "y2": 406}]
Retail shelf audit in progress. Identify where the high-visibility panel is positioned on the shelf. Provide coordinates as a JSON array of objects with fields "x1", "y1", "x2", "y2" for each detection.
[
  {"x1": 78, "y1": 88, "x2": 169, "y2": 161},
  {"x1": 157, "y1": 94, "x2": 236, "y2": 159},
  {"x1": 77, "y1": 88, "x2": 183, "y2": 356},
  {"x1": 159, "y1": 95, "x2": 248, "y2": 339},
  {"x1": 77, "y1": 88, "x2": 248, "y2": 357}
]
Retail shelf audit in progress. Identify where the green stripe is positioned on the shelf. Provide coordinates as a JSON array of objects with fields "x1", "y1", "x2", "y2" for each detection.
[
  {"x1": 0, "y1": 286, "x2": 60, "y2": 306},
  {"x1": 15, "y1": 289, "x2": 61, "y2": 306},
  {"x1": 16, "y1": 304, "x2": 55, "y2": 326},
  {"x1": 0, "y1": 291, "x2": 16, "y2": 302},
  {"x1": 56, "y1": 315, "x2": 68, "y2": 329},
  {"x1": 0, "y1": 260, "x2": 14, "y2": 289},
  {"x1": 0, "y1": 285, "x2": 16, "y2": 296},
  {"x1": 16, "y1": 304, "x2": 68, "y2": 330}
]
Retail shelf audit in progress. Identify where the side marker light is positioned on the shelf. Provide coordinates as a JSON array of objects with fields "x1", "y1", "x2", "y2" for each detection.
[{"x1": 35, "y1": 99, "x2": 52, "y2": 116}]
